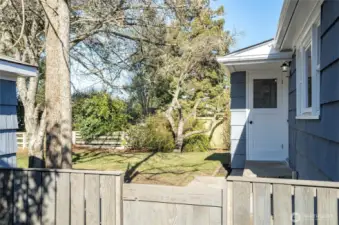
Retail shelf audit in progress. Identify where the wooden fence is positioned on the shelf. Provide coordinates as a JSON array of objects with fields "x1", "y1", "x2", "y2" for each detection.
[
  {"x1": 0, "y1": 168, "x2": 124, "y2": 225},
  {"x1": 123, "y1": 183, "x2": 226, "y2": 225},
  {"x1": 16, "y1": 132, "x2": 29, "y2": 149},
  {"x1": 226, "y1": 176, "x2": 339, "y2": 225},
  {"x1": 72, "y1": 131, "x2": 126, "y2": 148},
  {"x1": 16, "y1": 131, "x2": 126, "y2": 149}
]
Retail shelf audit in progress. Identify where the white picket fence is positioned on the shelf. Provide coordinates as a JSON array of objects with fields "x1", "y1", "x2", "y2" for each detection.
[{"x1": 16, "y1": 131, "x2": 126, "y2": 149}]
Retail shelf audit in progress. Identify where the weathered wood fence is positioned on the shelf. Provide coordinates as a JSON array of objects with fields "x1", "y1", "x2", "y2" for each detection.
[
  {"x1": 2, "y1": 168, "x2": 339, "y2": 225},
  {"x1": 226, "y1": 176, "x2": 339, "y2": 225},
  {"x1": 16, "y1": 131, "x2": 127, "y2": 149},
  {"x1": 123, "y1": 183, "x2": 225, "y2": 225},
  {"x1": 0, "y1": 168, "x2": 124, "y2": 225},
  {"x1": 72, "y1": 131, "x2": 127, "y2": 148}
]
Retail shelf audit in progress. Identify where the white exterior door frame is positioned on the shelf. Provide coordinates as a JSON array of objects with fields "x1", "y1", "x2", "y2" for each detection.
[{"x1": 246, "y1": 70, "x2": 289, "y2": 161}]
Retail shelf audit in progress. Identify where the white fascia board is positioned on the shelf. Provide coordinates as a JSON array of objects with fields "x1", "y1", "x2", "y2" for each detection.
[
  {"x1": 0, "y1": 59, "x2": 38, "y2": 77},
  {"x1": 275, "y1": 0, "x2": 298, "y2": 49},
  {"x1": 217, "y1": 52, "x2": 293, "y2": 65}
]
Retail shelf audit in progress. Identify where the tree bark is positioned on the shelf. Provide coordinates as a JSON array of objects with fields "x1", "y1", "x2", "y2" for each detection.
[{"x1": 42, "y1": 0, "x2": 72, "y2": 168}]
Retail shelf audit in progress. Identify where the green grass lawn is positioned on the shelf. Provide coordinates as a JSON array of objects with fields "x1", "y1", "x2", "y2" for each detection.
[{"x1": 17, "y1": 149, "x2": 229, "y2": 186}]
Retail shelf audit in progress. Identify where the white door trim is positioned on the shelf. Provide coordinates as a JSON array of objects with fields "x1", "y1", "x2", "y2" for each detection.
[{"x1": 246, "y1": 70, "x2": 289, "y2": 161}]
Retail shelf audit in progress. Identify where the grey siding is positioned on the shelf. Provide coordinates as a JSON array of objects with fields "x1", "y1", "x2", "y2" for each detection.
[
  {"x1": 288, "y1": 0, "x2": 339, "y2": 181},
  {"x1": 230, "y1": 72, "x2": 246, "y2": 168},
  {"x1": 0, "y1": 79, "x2": 18, "y2": 167}
]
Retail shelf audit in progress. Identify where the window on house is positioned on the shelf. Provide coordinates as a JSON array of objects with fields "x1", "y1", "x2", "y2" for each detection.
[{"x1": 296, "y1": 21, "x2": 320, "y2": 119}]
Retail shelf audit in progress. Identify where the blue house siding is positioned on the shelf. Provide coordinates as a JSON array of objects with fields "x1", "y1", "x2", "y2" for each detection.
[
  {"x1": 0, "y1": 79, "x2": 18, "y2": 167},
  {"x1": 230, "y1": 71, "x2": 247, "y2": 168},
  {"x1": 288, "y1": 0, "x2": 339, "y2": 181}
]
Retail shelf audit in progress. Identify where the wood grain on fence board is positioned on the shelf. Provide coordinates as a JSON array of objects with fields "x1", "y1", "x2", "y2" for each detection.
[
  {"x1": 123, "y1": 183, "x2": 222, "y2": 207},
  {"x1": 13, "y1": 170, "x2": 28, "y2": 224},
  {"x1": 193, "y1": 206, "x2": 210, "y2": 225},
  {"x1": 295, "y1": 186, "x2": 314, "y2": 225},
  {"x1": 41, "y1": 172, "x2": 56, "y2": 225},
  {"x1": 233, "y1": 181, "x2": 251, "y2": 225},
  {"x1": 317, "y1": 188, "x2": 338, "y2": 225},
  {"x1": 71, "y1": 173, "x2": 84, "y2": 225},
  {"x1": 56, "y1": 172, "x2": 70, "y2": 225},
  {"x1": 0, "y1": 170, "x2": 13, "y2": 225},
  {"x1": 253, "y1": 183, "x2": 270, "y2": 225},
  {"x1": 100, "y1": 175, "x2": 116, "y2": 225},
  {"x1": 85, "y1": 174, "x2": 100, "y2": 225},
  {"x1": 27, "y1": 171, "x2": 42, "y2": 225},
  {"x1": 272, "y1": 184, "x2": 292, "y2": 225}
]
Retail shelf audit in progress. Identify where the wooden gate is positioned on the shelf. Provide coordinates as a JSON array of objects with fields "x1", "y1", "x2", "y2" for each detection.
[
  {"x1": 123, "y1": 183, "x2": 226, "y2": 225},
  {"x1": 226, "y1": 176, "x2": 339, "y2": 225}
]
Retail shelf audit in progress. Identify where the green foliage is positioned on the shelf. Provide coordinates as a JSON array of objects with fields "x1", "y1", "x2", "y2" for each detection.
[
  {"x1": 182, "y1": 134, "x2": 210, "y2": 152},
  {"x1": 73, "y1": 91, "x2": 129, "y2": 140},
  {"x1": 127, "y1": 115, "x2": 175, "y2": 152}
]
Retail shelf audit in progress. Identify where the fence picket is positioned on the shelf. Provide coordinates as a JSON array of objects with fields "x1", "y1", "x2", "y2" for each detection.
[
  {"x1": 100, "y1": 175, "x2": 116, "y2": 225},
  {"x1": 27, "y1": 171, "x2": 42, "y2": 225},
  {"x1": 295, "y1": 186, "x2": 314, "y2": 225},
  {"x1": 273, "y1": 184, "x2": 292, "y2": 225},
  {"x1": 317, "y1": 188, "x2": 338, "y2": 225},
  {"x1": 41, "y1": 172, "x2": 56, "y2": 225},
  {"x1": 253, "y1": 183, "x2": 271, "y2": 225},
  {"x1": 85, "y1": 174, "x2": 100, "y2": 225},
  {"x1": 232, "y1": 181, "x2": 251, "y2": 225},
  {"x1": 56, "y1": 173, "x2": 70, "y2": 225},
  {"x1": 71, "y1": 173, "x2": 85, "y2": 225}
]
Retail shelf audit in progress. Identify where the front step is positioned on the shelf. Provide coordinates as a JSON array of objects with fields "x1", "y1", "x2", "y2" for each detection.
[{"x1": 243, "y1": 160, "x2": 293, "y2": 179}]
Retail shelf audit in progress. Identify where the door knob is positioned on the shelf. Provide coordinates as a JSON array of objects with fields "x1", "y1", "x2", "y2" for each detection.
[{"x1": 249, "y1": 121, "x2": 253, "y2": 124}]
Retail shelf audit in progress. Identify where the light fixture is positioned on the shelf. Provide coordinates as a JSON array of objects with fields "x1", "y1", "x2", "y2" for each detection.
[{"x1": 281, "y1": 62, "x2": 290, "y2": 73}]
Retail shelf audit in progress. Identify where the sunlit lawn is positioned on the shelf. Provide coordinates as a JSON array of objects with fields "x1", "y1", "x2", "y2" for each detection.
[{"x1": 17, "y1": 148, "x2": 229, "y2": 186}]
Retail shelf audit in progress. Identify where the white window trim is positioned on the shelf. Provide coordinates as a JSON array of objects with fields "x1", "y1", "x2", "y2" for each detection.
[{"x1": 295, "y1": 14, "x2": 321, "y2": 120}]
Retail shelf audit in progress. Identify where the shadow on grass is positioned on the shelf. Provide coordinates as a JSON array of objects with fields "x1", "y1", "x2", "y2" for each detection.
[
  {"x1": 124, "y1": 151, "x2": 157, "y2": 183},
  {"x1": 205, "y1": 152, "x2": 231, "y2": 173}
]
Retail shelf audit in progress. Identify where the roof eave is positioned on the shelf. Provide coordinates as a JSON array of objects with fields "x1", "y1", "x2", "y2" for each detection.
[
  {"x1": 0, "y1": 59, "x2": 38, "y2": 78},
  {"x1": 274, "y1": 0, "x2": 299, "y2": 50},
  {"x1": 217, "y1": 52, "x2": 293, "y2": 65}
]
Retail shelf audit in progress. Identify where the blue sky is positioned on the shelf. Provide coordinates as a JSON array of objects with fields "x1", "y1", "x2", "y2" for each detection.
[{"x1": 211, "y1": 0, "x2": 284, "y2": 51}]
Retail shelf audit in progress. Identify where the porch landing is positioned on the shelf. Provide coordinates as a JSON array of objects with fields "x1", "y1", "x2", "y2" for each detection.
[{"x1": 231, "y1": 161, "x2": 294, "y2": 178}]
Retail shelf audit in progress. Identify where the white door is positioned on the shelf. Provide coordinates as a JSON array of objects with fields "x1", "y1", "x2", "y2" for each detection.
[{"x1": 248, "y1": 72, "x2": 288, "y2": 161}]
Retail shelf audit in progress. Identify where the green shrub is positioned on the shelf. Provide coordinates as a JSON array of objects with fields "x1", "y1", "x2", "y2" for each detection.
[
  {"x1": 73, "y1": 92, "x2": 129, "y2": 141},
  {"x1": 127, "y1": 115, "x2": 175, "y2": 152},
  {"x1": 182, "y1": 134, "x2": 210, "y2": 152}
]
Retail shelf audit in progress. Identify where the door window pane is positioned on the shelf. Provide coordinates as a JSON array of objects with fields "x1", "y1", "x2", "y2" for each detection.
[{"x1": 253, "y1": 79, "x2": 277, "y2": 108}]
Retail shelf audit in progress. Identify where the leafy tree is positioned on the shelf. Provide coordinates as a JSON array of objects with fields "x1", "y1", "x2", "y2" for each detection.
[
  {"x1": 74, "y1": 92, "x2": 129, "y2": 140},
  {"x1": 151, "y1": 2, "x2": 233, "y2": 151}
]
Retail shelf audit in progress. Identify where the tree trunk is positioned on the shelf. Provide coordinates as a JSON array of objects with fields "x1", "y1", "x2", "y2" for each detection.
[
  {"x1": 174, "y1": 119, "x2": 185, "y2": 152},
  {"x1": 43, "y1": 0, "x2": 72, "y2": 169},
  {"x1": 17, "y1": 69, "x2": 46, "y2": 168}
]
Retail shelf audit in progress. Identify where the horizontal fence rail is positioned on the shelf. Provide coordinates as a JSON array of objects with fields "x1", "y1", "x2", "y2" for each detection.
[
  {"x1": 0, "y1": 168, "x2": 124, "y2": 225},
  {"x1": 73, "y1": 131, "x2": 127, "y2": 148},
  {"x1": 226, "y1": 176, "x2": 339, "y2": 225},
  {"x1": 123, "y1": 183, "x2": 225, "y2": 225},
  {"x1": 16, "y1": 132, "x2": 29, "y2": 149}
]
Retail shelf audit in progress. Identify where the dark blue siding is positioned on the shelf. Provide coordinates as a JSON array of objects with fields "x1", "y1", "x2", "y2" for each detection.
[
  {"x1": 230, "y1": 71, "x2": 247, "y2": 168},
  {"x1": 0, "y1": 80, "x2": 17, "y2": 106},
  {"x1": 0, "y1": 79, "x2": 18, "y2": 167},
  {"x1": 288, "y1": 0, "x2": 339, "y2": 181}
]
